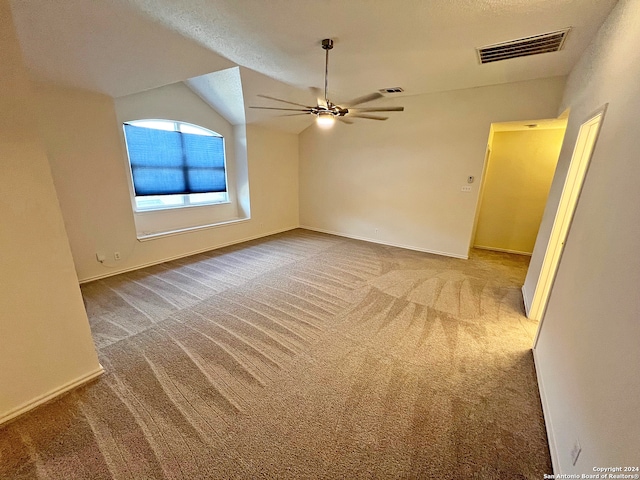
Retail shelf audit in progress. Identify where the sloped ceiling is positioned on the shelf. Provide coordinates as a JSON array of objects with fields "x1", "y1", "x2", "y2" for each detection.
[
  {"x1": 9, "y1": 0, "x2": 234, "y2": 98},
  {"x1": 9, "y1": 0, "x2": 618, "y2": 133},
  {"x1": 186, "y1": 68, "x2": 246, "y2": 126}
]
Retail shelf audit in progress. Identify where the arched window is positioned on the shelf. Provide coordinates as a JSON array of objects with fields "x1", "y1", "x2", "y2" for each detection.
[{"x1": 122, "y1": 119, "x2": 228, "y2": 211}]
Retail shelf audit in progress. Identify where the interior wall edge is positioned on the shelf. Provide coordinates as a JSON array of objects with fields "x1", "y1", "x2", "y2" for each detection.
[
  {"x1": 1, "y1": 0, "x2": 102, "y2": 426},
  {"x1": 0, "y1": 365, "x2": 104, "y2": 427},
  {"x1": 299, "y1": 225, "x2": 469, "y2": 260},
  {"x1": 78, "y1": 225, "x2": 299, "y2": 284},
  {"x1": 522, "y1": 285, "x2": 532, "y2": 318}
]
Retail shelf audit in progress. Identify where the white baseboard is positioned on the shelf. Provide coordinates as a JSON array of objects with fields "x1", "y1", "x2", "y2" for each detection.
[
  {"x1": 532, "y1": 348, "x2": 558, "y2": 474},
  {"x1": 79, "y1": 225, "x2": 299, "y2": 284},
  {"x1": 473, "y1": 245, "x2": 532, "y2": 256},
  {"x1": 299, "y1": 225, "x2": 468, "y2": 260},
  {"x1": 0, "y1": 365, "x2": 105, "y2": 426}
]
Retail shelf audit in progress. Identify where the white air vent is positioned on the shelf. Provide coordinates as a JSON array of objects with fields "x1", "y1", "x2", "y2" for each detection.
[
  {"x1": 379, "y1": 87, "x2": 404, "y2": 94},
  {"x1": 477, "y1": 28, "x2": 571, "y2": 64}
]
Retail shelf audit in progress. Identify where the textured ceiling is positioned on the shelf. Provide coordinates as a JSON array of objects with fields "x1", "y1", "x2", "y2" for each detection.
[
  {"x1": 9, "y1": 0, "x2": 234, "y2": 98},
  {"x1": 9, "y1": 0, "x2": 618, "y2": 132}
]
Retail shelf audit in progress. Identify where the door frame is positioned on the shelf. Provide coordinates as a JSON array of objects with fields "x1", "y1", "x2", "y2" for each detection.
[
  {"x1": 531, "y1": 104, "x2": 608, "y2": 347},
  {"x1": 468, "y1": 142, "x2": 492, "y2": 255}
]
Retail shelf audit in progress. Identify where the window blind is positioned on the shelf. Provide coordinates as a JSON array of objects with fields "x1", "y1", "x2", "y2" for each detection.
[{"x1": 123, "y1": 124, "x2": 226, "y2": 196}]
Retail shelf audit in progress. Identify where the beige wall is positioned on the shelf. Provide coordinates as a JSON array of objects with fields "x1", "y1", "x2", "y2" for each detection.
[
  {"x1": 37, "y1": 83, "x2": 299, "y2": 282},
  {"x1": 34, "y1": 83, "x2": 137, "y2": 278},
  {"x1": 115, "y1": 82, "x2": 243, "y2": 236},
  {"x1": 530, "y1": 0, "x2": 640, "y2": 472},
  {"x1": 0, "y1": 0, "x2": 101, "y2": 423},
  {"x1": 474, "y1": 129, "x2": 565, "y2": 255},
  {"x1": 299, "y1": 77, "x2": 566, "y2": 258}
]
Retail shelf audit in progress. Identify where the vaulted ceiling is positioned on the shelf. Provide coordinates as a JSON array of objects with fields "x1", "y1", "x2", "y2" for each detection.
[{"x1": 10, "y1": 0, "x2": 617, "y2": 132}]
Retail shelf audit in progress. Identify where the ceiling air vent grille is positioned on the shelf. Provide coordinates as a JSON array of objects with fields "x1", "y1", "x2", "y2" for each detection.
[
  {"x1": 477, "y1": 28, "x2": 571, "y2": 64},
  {"x1": 379, "y1": 87, "x2": 404, "y2": 94}
]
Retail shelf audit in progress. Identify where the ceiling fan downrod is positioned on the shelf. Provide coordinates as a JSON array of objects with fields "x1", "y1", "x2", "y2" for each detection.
[{"x1": 321, "y1": 38, "x2": 333, "y2": 108}]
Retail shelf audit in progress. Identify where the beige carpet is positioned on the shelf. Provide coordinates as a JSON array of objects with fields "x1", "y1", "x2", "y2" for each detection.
[{"x1": 0, "y1": 229, "x2": 551, "y2": 479}]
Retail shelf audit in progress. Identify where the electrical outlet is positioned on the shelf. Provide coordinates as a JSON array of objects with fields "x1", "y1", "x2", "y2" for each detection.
[
  {"x1": 96, "y1": 253, "x2": 106, "y2": 263},
  {"x1": 570, "y1": 438, "x2": 581, "y2": 466},
  {"x1": 461, "y1": 186, "x2": 472, "y2": 192},
  {"x1": 114, "y1": 252, "x2": 121, "y2": 261}
]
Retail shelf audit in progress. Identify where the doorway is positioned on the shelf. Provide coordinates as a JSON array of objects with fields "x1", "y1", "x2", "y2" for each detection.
[
  {"x1": 530, "y1": 106, "x2": 607, "y2": 343},
  {"x1": 471, "y1": 118, "x2": 568, "y2": 256}
]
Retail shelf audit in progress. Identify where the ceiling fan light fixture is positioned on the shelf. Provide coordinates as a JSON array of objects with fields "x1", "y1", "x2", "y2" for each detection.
[{"x1": 316, "y1": 111, "x2": 336, "y2": 128}]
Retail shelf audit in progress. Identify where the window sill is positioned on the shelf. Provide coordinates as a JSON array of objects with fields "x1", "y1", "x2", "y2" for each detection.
[
  {"x1": 134, "y1": 200, "x2": 232, "y2": 214},
  {"x1": 137, "y1": 217, "x2": 250, "y2": 242}
]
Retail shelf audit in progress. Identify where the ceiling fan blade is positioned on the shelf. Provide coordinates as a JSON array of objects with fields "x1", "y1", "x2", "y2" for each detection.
[
  {"x1": 348, "y1": 113, "x2": 388, "y2": 121},
  {"x1": 337, "y1": 117, "x2": 354, "y2": 124},
  {"x1": 343, "y1": 92, "x2": 384, "y2": 107},
  {"x1": 276, "y1": 113, "x2": 312, "y2": 117},
  {"x1": 250, "y1": 106, "x2": 312, "y2": 112},
  {"x1": 348, "y1": 106, "x2": 404, "y2": 112},
  {"x1": 257, "y1": 94, "x2": 313, "y2": 109},
  {"x1": 309, "y1": 87, "x2": 328, "y2": 109}
]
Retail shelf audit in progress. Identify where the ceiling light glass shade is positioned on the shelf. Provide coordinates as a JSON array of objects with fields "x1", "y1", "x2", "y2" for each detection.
[{"x1": 316, "y1": 112, "x2": 336, "y2": 128}]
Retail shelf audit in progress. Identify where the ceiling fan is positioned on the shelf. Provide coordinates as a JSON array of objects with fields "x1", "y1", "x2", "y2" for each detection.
[{"x1": 250, "y1": 39, "x2": 404, "y2": 128}]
